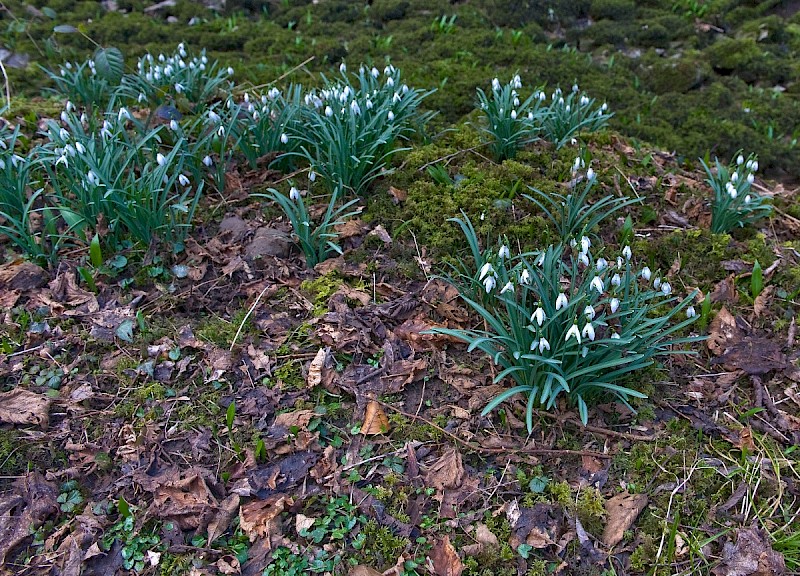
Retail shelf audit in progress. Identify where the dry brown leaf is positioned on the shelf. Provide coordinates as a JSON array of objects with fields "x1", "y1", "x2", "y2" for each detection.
[
  {"x1": 738, "y1": 427, "x2": 756, "y2": 452},
  {"x1": 0, "y1": 388, "x2": 51, "y2": 428},
  {"x1": 710, "y1": 275, "x2": 738, "y2": 305},
  {"x1": 707, "y1": 307, "x2": 739, "y2": 356},
  {"x1": 424, "y1": 448, "x2": 464, "y2": 491},
  {"x1": 753, "y1": 285, "x2": 774, "y2": 318},
  {"x1": 370, "y1": 225, "x2": 392, "y2": 244},
  {"x1": 307, "y1": 348, "x2": 329, "y2": 389},
  {"x1": 349, "y1": 566, "x2": 384, "y2": 576},
  {"x1": 474, "y1": 523, "x2": 499, "y2": 548},
  {"x1": 272, "y1": 410, "x2": 315, "y2": 430},
  {"x1": 216, "y1": 555, "x2": 241, "y2": 575},
  {"x1": 388, "y1": 185, "x2": 407, "y2": 203},
  {"x1": 295, "y1": 513, "x2": 315, "y2": 534},
  {"x1": 430, "y1": 535, "x2": 463, "y2": 576},
  {"x1": 360, "y1": 401, "x2": 390, "y2": 435},
  {"x1": 711, "y1": 526, "x2": 786, "y2": 576},
  {"x1": 239, "y1": 494, "x2": 292, "y2": 543},
  {"x1": 602, "y1": 492, "x2": 648, "y2": 547},
  {"x1": 207, "y1": 494, "x2": 240, "y2": 545}
]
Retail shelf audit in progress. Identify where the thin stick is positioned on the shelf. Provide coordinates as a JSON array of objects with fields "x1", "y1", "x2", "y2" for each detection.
[
  {"x1": 246, "y1": 56, "x2": 316, "y2": 91},
  {"x1": 0, "y1": 57, "x2": 9, "y2": 113},
  {"x1": 229, "y1": 284, "x2": 271, "y2": 351}
]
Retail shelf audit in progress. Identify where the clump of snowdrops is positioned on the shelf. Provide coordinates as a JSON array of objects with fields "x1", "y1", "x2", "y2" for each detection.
[{"x1": 701, "y1": 151, "x2": 771, "y2": 233}]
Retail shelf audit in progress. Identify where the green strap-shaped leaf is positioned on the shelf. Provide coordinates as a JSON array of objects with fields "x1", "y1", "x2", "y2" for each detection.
[{"x1": 93, "y1": 46, "x2": 124, "y2": 85}]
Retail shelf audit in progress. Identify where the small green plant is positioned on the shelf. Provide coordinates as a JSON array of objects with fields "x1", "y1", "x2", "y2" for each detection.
[
  {"x1": 101, "y1": 498, "x2": 162, "y2": 573},
  {"x1": 701, "y1": 151, "x2": 772, "y2": 233},
  {"x1": 57, "y1": 480, "x2": 84, "y2": 513},
  {"x1": 431, "y1": 14, "x2": 457, "y2": 34},
  {"x1": 475, "y1": 75, "x2": 547, "y2": 162},
  {"x1": 43, "y1": 43, "x2": 124, "y2": 112},
  {"x1": 429, "y1": 215, "x2": 703, "y2": 427},
  {"x1": 537, "y1": 85, "x2": 612, "y2": 148},
  {"x1": 751, "y1": 259, "x2": 763, "y2": 298},
  {"x1": 256, "y1": 185, "x2": 361, "y2": 268}
]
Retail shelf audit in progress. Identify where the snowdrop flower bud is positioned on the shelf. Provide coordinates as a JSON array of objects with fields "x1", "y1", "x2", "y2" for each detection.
[
  {"x1": 513, "y1": 97, "x2": 520, "y2": 107},
  {"x1": 686, "y1": 305, "x2": 696, "y2": 318},
  {"x1": 208, "y1": 110, "x2": 220, "y2": 123},
  {"x1": 87, "y1": 170, "x2": 97, "y2": 185},
  {"x1": 59, "y1": 128, "x2": 70, "y2": 141},
  {"x1": 492, "y1": 78, "x2": 500, "y2": 91},
  {"x1": 66, "y1": 100, "x2": 74, "y2": 112},
  {"x1": 386, "y1": 77, "x2": 394, "y2": 87},
  {"x1": 622, "y1": 245, "x2": 632, "y2": 260},
  {"x1": 610, "y1": 332, "x2": 620, "y2": 339},
  {"x1": 586, "y1": 168, "x2": 594, "y2": 180},
  {"x1": 498, "y1": 245, "x2": 510, "y2": 259},
  {"x1": 731, "y1": 172, "x2": 738, "y2": 183},
  {"x1": 520, "y1": 269, "x2": 531, "y2": 285},
  {"x1": 584, "y1": 305, "x2": 595, "y2": 320},
  {"x1": 582, "y1": 323, "x2": 595, "y2": 342},
  {"x1": 65, "y1": 144, "x2": 76, "y2": 157},
  {"x1": 573, "y1": 157, "x2": 582, "y2": 172},
  {"x1": 309, "y1": 171, "x2": 316, "y2": 182},
  {"x1": 737, "y1": 154, "x2": 744, "y2": 166},
  {"x1": 596, "y1": 258, "x2": 608, "y2": 271},
  {"x1": 729, "y1": 185, "x2": 738, "y2": 199},
  {"x1": 203, "y1": 155, "x2": 213, "y2": 167},
  {"x1": 617, "y1": 257, "x2": 624, "y2": 269},
  {"x1": 747, "y1": 173, "x2": 755, "y2": 184},
  {"x1": 580, "y1": 95, "x2": 590, "y2": 106},
  {"x1": 483, "y1": 275, "x2": 497, "y2": 293},
  {"x1": 611, "y1": 274, "x2": 621, "y2": 287},
  {"x1": 339, "y1": 62, "x2": 347, "y2": 73},
  {"x1": 555, "y1": 293, "x2": 569, "y2": 310},
  {"x1": 601, "y1": 102, "x2": 608, "y2": 112},
  {"x1": 590, "y1": 276, "x2": 604, "y2": 293},
  {"x1": 565, "y1": 324, "x2": 581, "y2": 344},
  {"x1": 745, "y1": 159, "x2": 753, "y2": 170},
  {"x1": 60, "y1": 111, "x2": 69, "y2": 123},
  {"x1": 610, "y1": 298, "x2": 620, "y2": 313},
  {"x1": 289, "y1": 187, "x2": 301, "y2": 201},
  {"x1": 324, "y1": 105, "x2": 333, "y2": 117},
  {"x1": 653, "y1": 277, "x2": 661, "y2": 290},
  {"x1": 565, "y1": 105, "x2": 571, "y2": 113},
  {"x1": 641, "y1": 266, "x2": 651, "y2": 281},
  {"x1": 500, "y1": 281, "x2": 514, "y2": 295},
  {"x1": 531, "y1": 307, "x2": 546, "y2": 326},
  {"x1": 227, "y1": 67, "x2": 234, "y2": 76},
  {"x1": 170, "y1": 120, "x2": 179, "y2": 131},
  {"x1": 280, "y1": 133, "x2": 289, "y2": 144},
  {"x1": 752, "y1": 160, "x2": 758, "y2": 172},
  {"x1": 388, "y1": 111, "x2": 395, "y2": 121},
  {"x1": 217, "y1": 126, "x2": 225, "y2": 137},
  {"x1": 75, "y1": 142, "x2": 85, "y2": 155},
  {"x1": 156, "y1": 153, "x2": 166, "y2": 166},
  {"x1": 581, "y1": 236, "x2": 591, "y2": 254},
  {"x1": 175, "y1": 83, "x2": 184, "y2": 93},
  {"x1": 661, "y1": 282, "x2": 672, "y2": 296},
  {"x1": 350, "y1": 100, "x2": 361, "y2": 115},
  {"x1": 745, "y1": 195, "x2": 751, "y2": 204},
  {"x1": 178, "y1": 174, "x2": 190, "y2": 187}
]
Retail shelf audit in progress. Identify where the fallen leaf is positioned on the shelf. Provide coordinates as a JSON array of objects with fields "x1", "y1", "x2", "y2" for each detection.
[
  {"x1": 424, "y1": 448, "x2": 464, "y2": 491},
  {"x1": 0, "y1": 473, "x2": 59, "y2": 564},
  {"x1": 307, "y1": 348, "x2": 329, "y2": 389},
  {"x1": 0, "y1": 388, "x2": 51, "y2": 428},
  {"x1": 388, "y1": 185, "x2": 407, "y2": 203},
  {"x1": 272, "y1": 410, "x2": 315, "y2": 430},
  {"x1": 737, "y1": 427, "x2": 756, "y2": 452},
  {"x1": 711, "y1": 526, "x2": 786, "y2": 576},
  {"x1": 207, "y1": 494, "x2": 240, "y2": 545},
  {"x1": 295, "y1": 513, "x2": 315, "y2": 534},
  {"x1": 707, "y1": 307, "x2": 740, "y2": 356},
  {"x1": 370, "y1": 225, "x2": 392, "y2": 244},
  {"x1": 239, "y1": 494, "x2": 292, "y2": 543},
  {"x1": 360, "y1": 400, "x2": 390, "y2": 435},
  {"x1": 474, "y1": 523, "x2": 499, "y2": 548},
  {"x1": 349, "y1": 566, "x2": 384, "y2": 576},
  {"x1": 430, "y1": 535, "x2": 463, "y2": 576},
  {"x1": 601, "y1": 492, "x2": 648, "y2": 547},
  {"x1": 753, "y1": 285, "x2": 774, "y2": 318}
]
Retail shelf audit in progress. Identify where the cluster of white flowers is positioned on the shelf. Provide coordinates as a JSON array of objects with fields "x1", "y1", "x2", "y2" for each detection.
[
  {"x1": 134, "y1": 43, "x2": 226, "y2": 100},
  {"x1": 723, "y1": 154, "x2": 759, "y2": 202},
  {"x1": 301, "y1": 71, "x2": 409, "y2": 122}
]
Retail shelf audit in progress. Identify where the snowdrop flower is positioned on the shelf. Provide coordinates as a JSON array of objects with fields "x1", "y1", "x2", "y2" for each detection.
[
  {"x1": 737, "y1": 154, "x2": 744, "y2": 166},
  {"x1": 641, "y1": 266, "x2": 652, "y2": 281},
  {"x1": 596, "y1": 258, "x2": 608, "y2": 271},
  {"x1": 500, "y1": 281, "x2": 514, "y2": 295},
  {"x1": 617, "y1": 257, "x2": 624, "y2": 269},
  {"x1": 582, "y1": 346, "x2": 589, "y2": 358},
  {"x1": 731, "y1": 172, "x2": 738, "y2": 183},
  {"x1": 118, "y1": 107, "x2": 130, "y2": 121},
  {"x1": 572, "y1": 157, "x2": 583, "y2": 172},
  {"x1": 611, "y1": 274, "x2": 621, "y2": 287},
  {"x1": 586, "y1": 167, "x2": 594, "y2": 180},
  {"x1": 584, "y1": 305, "x2": 595, "y2": 320},
  {"x1": 217, "y1": 126, "x2": 226, "y2": 138},
  {"x1": 590, "y1": 276, "x2": 604, "y2": 293},
  {"x1": 156, "y1": 153, "x2": 166, "y2": 166},
  {"x1": 309, "y1": 171, "x2": 316, "y2": 182},
  {"x1": 388, "y1": 110, "x2": 395, "y2": 121},
  {"x1": 492, "y1": 78, "x2": 501, "y2": 91},
  {"x1": 555, "y1": 293, "x2": 569, "y2": 310},
  {"x1": 531, "y1": 307, "x2": 546, "y2": 327},
  {"x1": 752, "y1": 160, "x2": 758, "y2": 172},
  {"x1": 66, "y1": 100, "x2": 74, "y2": 112},
  {"x1": 610, "y1": 298, "x2": 620, "y2": 313},
  {"x1": 325, "y1": 105, "x2": 333, "y2": 117},
  {"x1": 60, "y1": 111, "x2": 69, "y2": 123},
  {"x1": 686, "y1": 305, "x2": 696, "y2": 318},
  {"x1": 81, "y1": 113, "x2": 88, "y2": 124},
  {"x1": 747, "y1": 173, "x2": 755, "y2": 184},
  {"x1": 580, "y1": 236, "x2": 591, "y2": 254},
  {"x1": 178, "y1": 174, "x2": 190, "y2": 187},
  {"x1": 350, "y1": 100, "x2": 361, "y2": 115},
  {"x1": 498, "y1": 245, "x2": 510, "y2": 259},
  {"x1": 56, "y1": 155, "x2": 69, "y2": 168},
  {"x1": 601, "y1": 102, "x2": 608, "y2": 112},
  {"x1": 479, "y1": 262, "x2": 495, "y2": 280},
  {"x1": 386, "y1": 77, "x2": 395, "y2": 87},
  {"x1": 622, "y1": 245, "x2": 632, "y2": 260},
  {"x1": 203, "y1": 155, "x2": 213, "y2": 167},
  {"x1": 510, "y1": 110, "x2": 517, "y2": 120},
  {"x1": 531, "y1": 338, "x2": 550, "y2": 354},
  {"x1": 280, "y1": 133, "x2": 289, "y2": 144},
  {"x1": 64, "y1": 144, "x2": 76, "y2": 157},
  {"x1": 582, "y1": 323, "x2": 596, "y2": 341},
  {"x1": 483, "y1": 275, "x2": 497, "y2": 293},
  {"x1": 340, "y1": 62, "x2": 348, "y2": 73},
  {"x1": 86, "y1": 170, "x2": 98, "y2": 185},
  {"x1": 371, "y1": 67, "x2": 379, "y2": 78},
  {"x1": 610, "y1": 332, "x2": 620, "y2": 339},
  {"x1": 512, "y1": 74, "x2": 522, "y2": 89},
  {"x1": 227, "y1": 67, "x2": 234, "y2": 76},
  {"x1": 208, "y1": 110, "x2": 221, "y2": 123},
  {"x1": 745, "y1": 195, "x2": 751, "y2": 204},
  {"x1": 536, "y1": 253, "x2": 545, "y2": 266},
  {"x1": 59, "y1": 128, "x2": 70, "y2": 141},
  {"x1": 289, "y1": 187, "x2": 301, "y2": 201},
  {"x1": 653, "y1": 277, "x2": 661, "y2": 290},
  {"x1": 580, "y1": 95, "x2": 590, "y2": 106},
  {"x1": 75, "y1": 142, "x2": 86, "y2": 155},
  {"x1": 565, "y1": 324, "x2": 581, "y2": 344},
  {"x1": 170, "y1": 119, "x2": 179, "y2": 131},
  {"x1": 366, "y1": 99, "x2": 373, "y2": 110},
  {"x1": 579, "y1": 252, "x2": 589, "y2": 267},
  {"x1": 520, "y1": 269, "x2": 531, "y2": 285},
  {"x1": 175, "y1": 83, "x2": 185, "y2": 93},
  {"x1": 138, "y1": 93, "x2": 147, "y2": 103},
  {"x1": 513, "y1": 97, "x2": 520, "y2": 107},
  {"x1": 661, "y1": 282, "x2": 672, "y2": 296},
  {"x1": 565, "y1": 105, "x2": 571, "y2": 113}
]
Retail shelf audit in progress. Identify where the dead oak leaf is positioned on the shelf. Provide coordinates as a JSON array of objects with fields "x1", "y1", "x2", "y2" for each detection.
[
  {"x1": 0, "y1": 388, "x2": 51, "y2": 428},
  {"x1": 360, "y1": 400, "x2": 390, "y2": 435},
  {"x1": 601, "y1": 492, "x2": 648, "y2": 547},
  {"x1": 430, "y1": 535, "x2": 463, "y2": 576},
  {"x1": 239, "y1": 494, "x2": 292, "y2": 543},
  {"x1": 424, "y1": 448, "x2": 464, "y2": 491},
  {"x1": 707, "y1": 307, "x2": 740, "y2": 356}
]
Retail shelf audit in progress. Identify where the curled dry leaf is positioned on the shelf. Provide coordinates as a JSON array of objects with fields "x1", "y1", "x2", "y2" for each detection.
[
  {"x1": 239, "y1": 494, "x2": 292, "y2": 543},
  {"x1": 424, "y1": 448, "x2": 465, "y2": 491},
  {"x1": 0, "y1": 388, "x2": 51, "y2": 428},
  {"x1": 360, "y1": 400, "x2": 390, "y2": 435},
  {"x1": 430, "y1": 535, "x2": 463, "y2": 576},
  {"x1": 707, "y1": 307, "x2": 740, "y2": 356},
  {"x1": 601, "y1": 492, "x2": 648, "y2": 547},
  {"x1": 307, "y1": 347, "x2": 329, "y2": 389}
]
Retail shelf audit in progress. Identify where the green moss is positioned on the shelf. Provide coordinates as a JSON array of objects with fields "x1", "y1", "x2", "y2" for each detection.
[
  {"x1": 0, "y1": 429, "x2": 68, "y2": 482},
  {"x1": 358, "y1": 520, "x2": 411, "y2": 570},
  {"x1": 300, "y1": 273, "x2": 342, "y2": 317},
  {"x1": 576, "y1": 487, "x2": 607, "y2": 537},
  {"x1": 195, "y1": 307, "x2": 254, "y2": 347}
]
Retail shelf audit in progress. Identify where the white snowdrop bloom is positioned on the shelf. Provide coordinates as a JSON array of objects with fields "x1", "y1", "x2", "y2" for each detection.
[
  {"x1": 510, "y1": 110, "x2": 517, "y2": 120},
  {"x1": 641, "y1": 267, "x2": 652, "y2": 281},
  {"x1": 227, "y1": 67, "x2": 234, "y2": 75},
  {"x1": 622, "y1": 245, "x2": 632, "y2": 260},
  {"x1": 745, "y1": 159, "x2": 753, "y2": 170},
  {"x1": 325, "y1": 105, "x2": 334, "y2": 117},
  {"x1": 611, "y1": 274, "x2": 621, "y2": 287},
  {"x1": 745, "y1": 195, "x2": 752, "y2": 204},
  {"x1": 483, "y1": 275, "x2": 497, "y2": 293},
  {"x1": 610, "y1": 298, "x2": 620, "y2": 314},
  {"x1": 596, "y1": 258, "x2": 608, "y2": 271},
  {"x1": 66, "y1": 101, "x2": 74, "y2": 112},
  {"x1": 586, "y1": 167, "x2": 594, "y2": 180},
  {"x1": 402, "y1": 84, "x2": 409, "y2": 94},
  {"x1": 75, "y1": 142, "x2": 86, "y2": 155},
  {"x1": 393, "y1": 92, "x2": 402, "y2": 103},
  {"x1": 268, "y1": 87, "x2": 280, "y2": 100},
  {"x1": 513, "y1": 97, "x2": 520, "y2": 107},
  {"x1": 539, "y1": 91, "x2": 546, "y2": 101},
  {"x1": 243, "y1": 92, "x2": 250, "y2": 103},
  {"x1": 56, "y1": 155, "x2": 68, "y2": 168},
  {"x1": 581, "y1": 236, "x2": 591, "y2": 254},
  {"x1": 536, "y1": 253, "x2": 545, "y2": 266},
  {"x1": 747, "y1": 173, "x2": 755, "y2": 184},
  {"x1": 65, "y1": 144, "x2": 76, "y2": 157},
  {"x1": 752, "y1": 160, "x2": 759, "y2": 172},
  {"x1": 138, "y1": 92, "x2": 146, "y2": 103},
  {"x1": 59, "y1": 128, "x2": 70, "y2": 141},
  {"x1": 350, "y1": 100, "x2": 361, "y2": 115},
  {"x1": 386, "y1": 77, "x2": 395, "y2": 87},
  {"x1": 565, "y1": 105, "x2": 571, "y2": 113},
  {"x1": 555, "y1": 293, "x2": 569, "y2": 310},
  {"x1": 737, "y1": 154, "x2": 744, "y2": 165},
  {"x1": 498, "y1": 245, "x2": 510, "y2": 259},
  {"x1": 558, "y1": 97, "x2": 564, "y2": 106},
  {"x1": 309, "y1": 171, "x2": 316, "y2": 182},
  {"x1": 388, "y1": 111, "x2": 395, "y2": 121},
  {"x1": 217, "y1": 126, "x2": 226, "y2": 138},
  {"x1": 661, "y1": 282, "x2": 672, "y2": 296},
  {"x1": 528, "y1": 112, "x2": 534, "y2": 120},
  {"x1": 479, "y1": 262, "x2": 494, "y2": 280},
  {"x1": 178, "y1": 174, "x2": 190, "y2": 187},
  {"x1": 280, "y1": 133, "x2": 289, "y2": 144},
  {"x1": 729, "y1": 185, "x2": 738, "y2": 199},
  {"x1": 65, "y1": 61, "x2": 72, "y2": 69},
  {"x1": 492, "y1": 78, "x2": 501, "y2": 91},
  {"x1": 512, "y1": 74, "x2": 522, "y2": 89},
  {"x1": 531, "y1": 338, "x2": 551, "y2": 354},
  {"x1": 582, "y1": 346, "x2": 589, "y2": 358},
  {"x1": 289, "y1": 187, "x2": 301, "y2": 201},
  {"x1": 203, "y1": 155, "x2": 213, "y2": 167},
  {"x1": 531, "y1": 307, "x2": 546, "y2": 327},
  {"x1": 384, "y1": 65, "x2": 393, "y2": 75},
  {"x1": 339, "y1": 62, "x2": 347, "y2": 73},
  {"x1": 156, "y1": 153, "x2": 166, "y2": 166},
  {"x1": 590, "y1": 276, "x2": 604, "y2": 293},
  {"x1": 579, "y1": 252, "x2": 589, "y2": 267},
  {"x1": 653, "y1": 277, "x2": 661, "y2": 290},
  {"x1": 520, "y1": 269, "x2": 531, "y2": 285},
  {"x1": 86, "y1": 170, "x2": 98, "y2": 185},
  {"x1": 617, "y1": 256, "x2": 624, "y2": 269},
  {"x1": 582, "y1": 323, "x2": 596, "y2": 341},
  {"x1": 731, "y1": 172, "x2": 738, "y2": 183},
  {"x1": 565, "y1": 324, "x2": 581, "y2": 344},
  {"x1": 500, "y1": 281, "x2": 515, "y2": 295},
  {"x1": 170, "y1": 120, "x2": 179, "y2": 131},
  {"x1": 371, "y1": 67, "x2": 379, "y2": 78},
  {"x1": 572, "y1": 83, "x2": 579, "y2": 92},
  {"x1": 60, "y1": 111, "x2": 69, "y2": 123},
  {"x1": 175, "y1": 83, "x2": 185, "y2": 93},
  {"x1": 584, "y1": 305, "x2": 595, "y2": 320},
  {"x1": 686, "y1": 305, "x2": 696, "y2": 318},
  {"x1": 610, "y1": 332, "x2": 620, "y2": 339},
  {"x1": 580, "y1": 95, "x2": 589, "y2": 106},
  {"x1": 573, "y1": 157, "x2": 583, "y2": 172},
  {"x1": 208, "y1": 110, "x2": 220, "y2": 123},
  {"x1": 366, "y1": 99, "x2": 373, "y2": 110}
]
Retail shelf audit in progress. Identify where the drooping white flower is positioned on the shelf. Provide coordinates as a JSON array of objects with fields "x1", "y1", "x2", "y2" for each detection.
[
  {"x1": 170, "y1": 119, "x2": 179, "y2": 131},
  {"x1": 289, "y1": 187, "x2": 301, "y2": 201},
  {"x1": 531, "y1": 338, "x2": 550, "y2": 354},
  {"x1": 479, "y1": 262, "x2": 494, "y2": 280},
  {"x1": 118, "y1": 107, "x2": 130, "y2": 121},
  {"x1": 611, "y1": 274, "x2": 621, "y2": 287},
  {"x1": 582, "y1": 323, "x2": 596, "y2": 341},
  {"x1": 584, "y1": 305, "x2": 595, "y2": 320},
  {"x1": 227, "y1": 66, "x2": 234, "y2": 76},
  {"x1": 737, "y1": 154, "x2": 744, "y2": 165},
  {"x1": 59, "y1": 128, "x2": 70, "y2": 141},
  {"x1": 350, "y1": 100, "x2": 361, "y2": 115},
  {"x1": 622, "y1": 245, "x2": 632, "y2": 260},
  {"x1": 531, "y1": 307, "x2": 546, "y2": 327},
  {"x1": 610, "y1": 332, "x2": 620, "y2": 339},
  {"x1": 510, "y1": 110, "x2": 517, "y2": 120},
  {"x1": 75, "y1": 142, "x2": 86, "y2": 155},
  {"x1": 580, "y1": 236, "x2": 591, "y2": 254},
  {"x1": 586, "y1": 167, "x2": 594, "y2": 180},
  {"x1": 578, "y1": 252, "x2": 589, "y2": 267},
  {"x1": 483, "y1": 275, "x2": 497, "y2": 293},
  {"x1": 752, "y1": 160, "x2": 759, "y2": 172},
  {"x1": 744, "y1": 195, "x2": 751, "y2": 204},
  {"x1": 520, "y1": 269, "x2": 531, "y2": 285},
  {"x1": 203, "y1": 155, "x2": 213, "y2": 167},
  {"x1": 686, "y1": 305, "x2": 696, "y2": 318},
  {"x1": 156, "y1": 153, "x2": 166, "y2": 166},
  {"x1": 388, "y1": 110, "x2": 395, "y2": 121},
  {"x1": 565, "y1": 324, "x2": 581, "y2": 344},
  {"x1": 661, "y1": 282, "x2": 672, "y2": 296},
  {"x1": 280, "y1": 133, "x2": 289, "y2": 144},
  {"x1": 174, "y1": 82, "x2": 185, "y2": 93},
  {"x1": 498, "y1": 245, "x2": 510, "y2": 259},
  {"x1": 178, "y1": 174, "x2": 190, "y2": 187},
  {"x1": 536, "y1": 253, "x2": 545, "y2": 266},
  {"x1": 653, "y1": 277, "x2": 661, "y2": 290},
  {"x1": 60, "y1": 111, "x2": 69, "y2": 123},
  {"x1": 596, "y1": 258, "x2": 608, "y2": 271},
  {"x1": 610, "y1": 298, "x2": 620, "y2": 313},
  {"x1": 747, "y1": 173, "x2": 755, "y2": 184},
  {"x1": 309, "y1": 171, "x2": 316, "y2": 182},
  {"x1": 555, "y1": 293, "x2": 569, "y2": 310},
  {"x1": 731, "y1": 172, "x2": 738, "y2": 183},
  {"x1": 641, "y1": 266, "x2": 652, "y2": 281},
  {"x1": 590, "y1": 276, "x2": 604, "y2": 293},
  {"x1": 500, "y1": 281, "x2": 514, "y2": 295},
  {"x1": 208, "y1": 110, "x2": 221, "y2": 123},
  {"x1": 491, "y1": 78, "x2": 501, "y2": 91}
]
